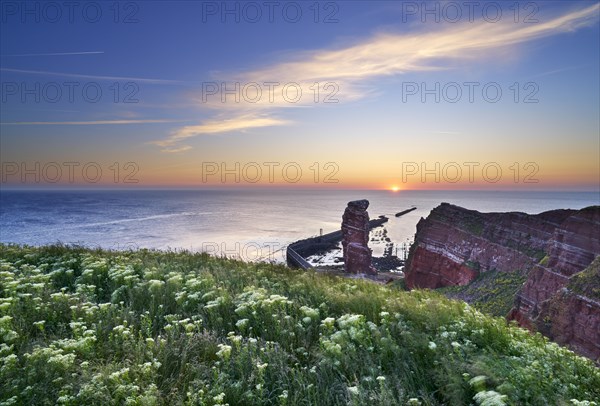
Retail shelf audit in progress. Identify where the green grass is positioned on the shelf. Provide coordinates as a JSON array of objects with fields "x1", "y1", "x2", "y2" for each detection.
[
  {"x1": 569, "y1": 256, "x2": 600, "y2": 301},
  {"x1": 461, "y1": 219, "x2": 484, "y2": 236},
  {"x1": 538, "y1": 255, "x2": 550, "y2": 267},
  {"x1": 1, "y1": 244, "x2": 598, "y2": 405},
  {"x1": 464, "y1": 260, "x2": 481, "y2": 272},
  {"x1": 438, "y1": 269, "x2": 528, "y2": 318}
]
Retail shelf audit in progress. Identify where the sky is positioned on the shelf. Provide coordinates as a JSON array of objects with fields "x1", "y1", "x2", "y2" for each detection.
[{"x1": 1, "y1": 0, "x2": 599, "y2": 191}]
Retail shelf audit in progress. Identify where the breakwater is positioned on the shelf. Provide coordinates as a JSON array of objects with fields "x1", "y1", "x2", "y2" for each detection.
[
  {"x1": 395, "y1": 207, "x2": 417, "y2": 217},
  {"x1": 286, "y1": 215, "x2": 389, "y2": 269}
]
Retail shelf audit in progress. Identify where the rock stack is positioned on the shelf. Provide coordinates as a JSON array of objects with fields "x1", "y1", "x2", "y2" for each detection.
[{"x1": 341, "y1": 200, "x2": 377, "y2": 275}]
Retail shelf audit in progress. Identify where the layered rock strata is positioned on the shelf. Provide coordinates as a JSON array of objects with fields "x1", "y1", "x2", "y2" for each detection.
[
  {"x1": 405, "y1": 203, "x2": 600, "y2": 361},
  {"x1": 342, "y1": 200, "x2": 377, "y2": 275}
]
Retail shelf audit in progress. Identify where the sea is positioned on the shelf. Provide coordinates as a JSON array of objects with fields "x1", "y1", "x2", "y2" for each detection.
[{"x1": 1, "y1": 189, "x2": 598, "y2": 264}]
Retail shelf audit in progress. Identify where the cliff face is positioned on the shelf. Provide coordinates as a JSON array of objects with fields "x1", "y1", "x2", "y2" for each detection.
[
  {"x1": 511, "y1": 207, "x2": 600, "y2": 360},
  {"x1": 404, "y1": 203, "x2": 570, "y2": 288},
  {"x1": 533, "y1": 260, "x2": 600, "y2": 361},
  {"x1": 405, "y1": 203, "x2": 600, "y2": 361}
]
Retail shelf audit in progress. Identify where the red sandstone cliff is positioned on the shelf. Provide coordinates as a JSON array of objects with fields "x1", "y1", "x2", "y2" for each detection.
[
  {"x1": 511, "y1": 206, "x2": 600, "y2": 360},
  {"x1": 341, "y1": 200, "x2": 377, "y2": 275},
  {"x1": 531, "y1": 261, "x2": 600, "y2": 361},
  {"x1": 405, "y1": 203, "x2": 600, "y2": 361}
]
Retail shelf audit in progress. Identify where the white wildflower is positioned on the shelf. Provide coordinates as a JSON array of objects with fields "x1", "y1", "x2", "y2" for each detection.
[{"x1": 216, "y1": 344, "x2": 232, "y2": 360}]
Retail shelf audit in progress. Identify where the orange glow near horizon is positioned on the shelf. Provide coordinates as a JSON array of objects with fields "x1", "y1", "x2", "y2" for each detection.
[{"x1": 1, "y1": 160, "x2": 599, "y2": 191}]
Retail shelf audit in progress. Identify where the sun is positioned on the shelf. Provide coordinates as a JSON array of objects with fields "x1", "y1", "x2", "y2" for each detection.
[{"x1": 391, "y1": 185, "x2": 400, "y2": 192}]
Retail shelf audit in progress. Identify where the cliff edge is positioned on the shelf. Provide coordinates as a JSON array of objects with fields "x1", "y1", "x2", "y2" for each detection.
[{"x1": 405, "y1": 203, "x2": 600, "y2": 361}]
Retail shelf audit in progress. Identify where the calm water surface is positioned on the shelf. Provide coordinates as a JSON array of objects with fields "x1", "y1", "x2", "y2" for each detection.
[{"x1": 1, "y1": 189, "x2": 598, "y2": 262}]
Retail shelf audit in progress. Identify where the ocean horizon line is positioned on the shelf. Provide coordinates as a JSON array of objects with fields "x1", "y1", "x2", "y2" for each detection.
[{"x1": 2, "y1": 187, "x2": 600, "y2": 193}]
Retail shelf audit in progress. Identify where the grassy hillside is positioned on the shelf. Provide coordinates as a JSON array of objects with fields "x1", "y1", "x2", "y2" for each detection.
[
  {"x1": 437, "y1": 269, "x2": 528, "y2": 318},
  {"x1": 0, "y1": 245, "x2": 598, "y2": 405},
  {"x1": 569, "y1": 256, "x2": 600, "y2": 301}
]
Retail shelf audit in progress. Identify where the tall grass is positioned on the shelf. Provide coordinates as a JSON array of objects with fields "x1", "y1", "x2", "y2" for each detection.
[{"x1": 1, "y1": 244, "x2": 598, "y2": 405}]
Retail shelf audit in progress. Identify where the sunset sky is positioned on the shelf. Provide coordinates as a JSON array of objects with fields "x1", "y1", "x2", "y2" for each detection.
[{"x1": 1, "y1": 1, "x2": 599, "y2": 190}]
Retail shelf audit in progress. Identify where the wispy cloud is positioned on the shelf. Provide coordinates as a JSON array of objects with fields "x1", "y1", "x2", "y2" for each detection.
[
  {"x1": 1, "y1": 119, "x2": 184, "y2": 125},
  {"x1": 209, "y1": 3, "x2": 599, "y2": 108},
  {"x1": 0, "y1": 51, "x2": 104, "y2": 57},
  {"x1": 0, "y1": 68, "x2": 186, "y2": 85},
  {"x1": 160, "y1": 145, "x2": 193, "y2": 153},
  {"x1": 527, "y1": 64, "x2": 589, "y2": 79},
  {"x1": 151, "y1": 114, "x2": 290, "y2": 151},
  {"x1": 159, "y1": 4, "x2": 598, "y2": 152}
]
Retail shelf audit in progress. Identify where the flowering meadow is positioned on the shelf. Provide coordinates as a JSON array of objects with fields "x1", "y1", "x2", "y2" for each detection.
[{"x1": 0, "y1": 245, "x2": 598, "y2": 405}]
